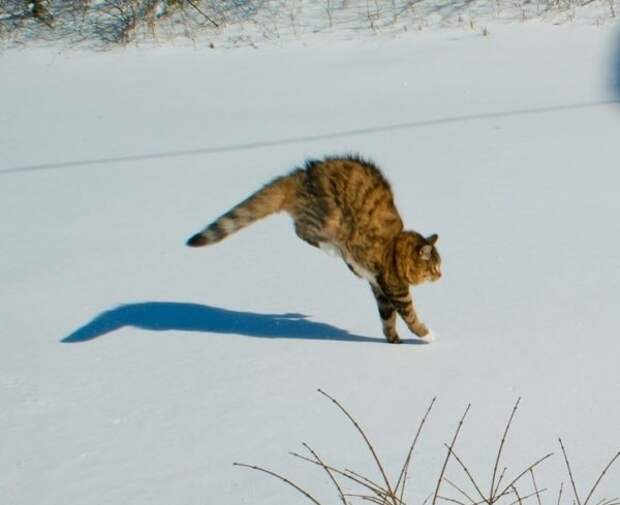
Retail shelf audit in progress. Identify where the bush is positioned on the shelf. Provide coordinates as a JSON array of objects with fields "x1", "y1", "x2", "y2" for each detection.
[{"x1": 235, "y1": 391, "x2": 619, "y2": 505}]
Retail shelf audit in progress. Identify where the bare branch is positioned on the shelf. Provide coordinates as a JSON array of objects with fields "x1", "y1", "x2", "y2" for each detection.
[
  {"x1": 345, "y1": 468, "x2": 387, "y2": 496},
  {"x1": 583, "y1": 451, "x2": 620, "y2": 505},
  {"x1": 493, "y1": 467, "x2": 508, "y2": 500},
  {"x1": 303, "y1": 442, "x2": 348, "y2": 505},
  {"x1": 530, "y1": 468, "x2": 543, "y2": 505},
  {"x1": 507, "y1": 488, "x2": 549, "y2": 505},
  {"x1": 345, "y1": 494, "x2": 386, "y2": 505},
  {"x1": 233, "y1": 462, "x2": 323, "y2": 505},
  {"x1": 490, "y1": 399, "x2": 521, "y2": 500},
  {"x1": 513, "y1": 485, "x2": 524, "y2": 505},
  {"x1": 438, "y1": 495, "x2": 469, "y2": 505},
  {"x1": 432, "y1": 404, "x2": 471, "y2": 505},
  {"x1": 444, "y1": 477, "x2": 477, "y2": 504},
  {"x1": 443, "y1": 444, "x2": 487, "y2": 503},
  {"x1": 559, "y1": 438, "x2": 581, "y2": 505},
  {"x1": 290, "y1": 451, "x2": 387, "y2": 497},
  {"x1": 184, "y1": 0, "x2": 218, "y2": 27},
  {"x1": 318, "y1": 389, "x2": 395, "y2": 502},
  {"x1": 395, "y1": 396, "x2": 437, "y2": 503},
  {"x1": 496, "y1": 453, "x2": 555, "y2": 500}
]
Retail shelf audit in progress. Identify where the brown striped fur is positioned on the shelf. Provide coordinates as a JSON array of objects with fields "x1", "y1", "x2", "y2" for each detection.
[{"x1": 187, "y1": 155, "x2": 441, "y2": 343}]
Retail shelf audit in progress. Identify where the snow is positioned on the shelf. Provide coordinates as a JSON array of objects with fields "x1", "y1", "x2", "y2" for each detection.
[{"x1": 2, "y1": 21, "x2": 620, "y2": 505}]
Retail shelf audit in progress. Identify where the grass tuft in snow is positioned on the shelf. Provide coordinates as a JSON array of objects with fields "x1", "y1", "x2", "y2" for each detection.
[
  {"x1": 1, "y1": 0, "x2": 618, "y2": 48},
  {"x1": 235, "y1": 393, "x2": 619, "y2": 505}
]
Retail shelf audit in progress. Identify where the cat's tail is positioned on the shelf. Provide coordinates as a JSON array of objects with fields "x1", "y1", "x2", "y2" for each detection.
[{"x1": 186, "y1": 170, "x2": 302, "y2": 247}]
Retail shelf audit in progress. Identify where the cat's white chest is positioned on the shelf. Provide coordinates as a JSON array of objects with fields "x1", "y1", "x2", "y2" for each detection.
[
  {"x1": 320, "y1": 242, "x2": 376, "y2": 284},
  {"x1": 319, "y1": 242, "x2": 343, "y2": 258},
  {"x1": 349, "y1": 260, "x2": 377, "y2": 284}
]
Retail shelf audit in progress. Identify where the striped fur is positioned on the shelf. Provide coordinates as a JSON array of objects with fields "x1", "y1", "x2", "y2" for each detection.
[
  {"x1": 186, "y1": 155, "x2": 442, "y2": 343},
  {"x1": 186, "y1": 171, "x2": 302, "y2": 247}
]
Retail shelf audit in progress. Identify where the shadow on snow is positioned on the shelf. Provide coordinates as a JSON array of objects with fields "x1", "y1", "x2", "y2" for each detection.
[
  {"x1": 61, "y1": 301, "x2": 424, "y2": 345},
  {"x1": 4, "y1": 100, "x2": 618, "y2": 176}
]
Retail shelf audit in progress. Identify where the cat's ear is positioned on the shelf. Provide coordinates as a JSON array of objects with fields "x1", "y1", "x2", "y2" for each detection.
[
  {"x1": 427, "y1": 234, "x2": 438, "y2": 245},
  {"x1": 419, "y1": 244, "x2": 433, "y2": 260}
]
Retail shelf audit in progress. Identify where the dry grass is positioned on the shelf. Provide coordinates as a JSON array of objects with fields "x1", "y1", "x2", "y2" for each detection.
[
  {"x1": 1, "y1": 0, "x2": 617, "y2": 47},
  {"x1": 234, "y1": 392, "x2": 619, "y2": 505}
]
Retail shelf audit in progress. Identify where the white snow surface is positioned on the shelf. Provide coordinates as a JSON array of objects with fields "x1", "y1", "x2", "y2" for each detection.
[{"x1": 2, "y1": 23, "x2": 620, "y2": 505}]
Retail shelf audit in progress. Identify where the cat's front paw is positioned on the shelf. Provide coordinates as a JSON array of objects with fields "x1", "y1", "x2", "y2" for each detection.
[
  {"x1": 417, "y1": 328, "x2": 435, "y2": 343},
  {"x1": 410, "y1": 322, "x2": 430, "y2": 339},
  {"x1": 384, "y1": 329, "x2": 401, "y2": 344}
]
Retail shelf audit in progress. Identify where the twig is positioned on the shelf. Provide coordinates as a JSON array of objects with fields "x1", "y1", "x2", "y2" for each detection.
[
  {"x1": 559, "y1": 438, "x2": 581, "y2": 505},
  {"x1": 558, "y1": 483, "x2": 564, "y2": 505},
  {"x1": 290, "y1": 451, "x2": 387, "y2": 497},
  {"x1": 233, "y1": 462, "x2": 323, "y2": 505},
  {"x1": 496, "y1": 453, "x2": 554, "y2": 500},
  {"x1": 395, "y1": 397, "x2": 437, "y2": 503},
  {"x1": 444, "y1": 477, "x2": 477, "y2": 504},
  {"x1": 493, "y1": 467, "x2": 508, "y2": 499},
  {"x1": 583, "y1": 451, "x2": 620, "y2": 505},
  {"x1": 344, "y1": 468, "x2": 387, "y2": 497},
  {"x1": 303, "y1": 442, "x2": 348, "y2": 505},
  {"x1": 185, "y1": 0, "x2": 218, "y2": 27},
  {"x1": 490, "y1": 399, "x2": 521, "y2": 500},
  {"x1": 444, "y1": 444, "x2": 487, "y2": 503},
  {"x1": 507, "y1": 488, "x2": 549, "y2": 505},
  {"x1": 438, "y1": 495, "x2": 469, "y2": 505},
  {"x1": 432, "y1": 404, "x2": 471, "y2": 505},
  {"x1": 345, "y1": 495, "x2": 386, "y2": 505},
  {"x1": 530, "y1": 468, "x2": 543, "y2": 505},
  {"x1": 513, "y1": 485, "x2": 524, "y2": 505},
  {"x1": 318, "y1": 389, "x2": 396, "y2": 502}
]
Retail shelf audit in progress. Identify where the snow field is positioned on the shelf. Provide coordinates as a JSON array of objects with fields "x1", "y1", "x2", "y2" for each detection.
[{"x1": 1, "y1": 22, "x2": 620, "y2": 505}]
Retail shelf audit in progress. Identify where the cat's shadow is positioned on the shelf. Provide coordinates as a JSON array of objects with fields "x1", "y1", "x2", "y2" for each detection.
[{"x1": 62, "y1": 301, "x2": 427, "y2": 344}]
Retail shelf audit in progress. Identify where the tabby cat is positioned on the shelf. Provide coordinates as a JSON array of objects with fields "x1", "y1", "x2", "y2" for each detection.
[{"x1": 187, "y1": 155, "x2": 441, "y2": 343}]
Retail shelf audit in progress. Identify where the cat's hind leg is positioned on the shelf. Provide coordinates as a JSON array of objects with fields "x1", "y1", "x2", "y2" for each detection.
[
  {"x1": 293, "y1": 221, "x2": 323, "y2": 248},
  {"x1": 370, "y1": 284, "x2": 400, "y2": 343}
]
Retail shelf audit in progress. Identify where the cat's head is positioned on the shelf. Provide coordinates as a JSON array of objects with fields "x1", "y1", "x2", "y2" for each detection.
[{"x1": 395, "y1": 231, "x2": 442, "y2": 285}]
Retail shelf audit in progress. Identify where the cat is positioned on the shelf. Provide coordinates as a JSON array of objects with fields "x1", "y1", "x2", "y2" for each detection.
[{"x1": 187, "y1": 155, "x2": 441, "y2": 343}]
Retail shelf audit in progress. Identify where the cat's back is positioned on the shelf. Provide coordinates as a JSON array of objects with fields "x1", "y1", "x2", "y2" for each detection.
[
  {"x1": 298, "y1": 155, "x2": 403, "y2": 242},
  {"x1": 302, "y1": 155, "x2": 391, "y2": 195}
]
